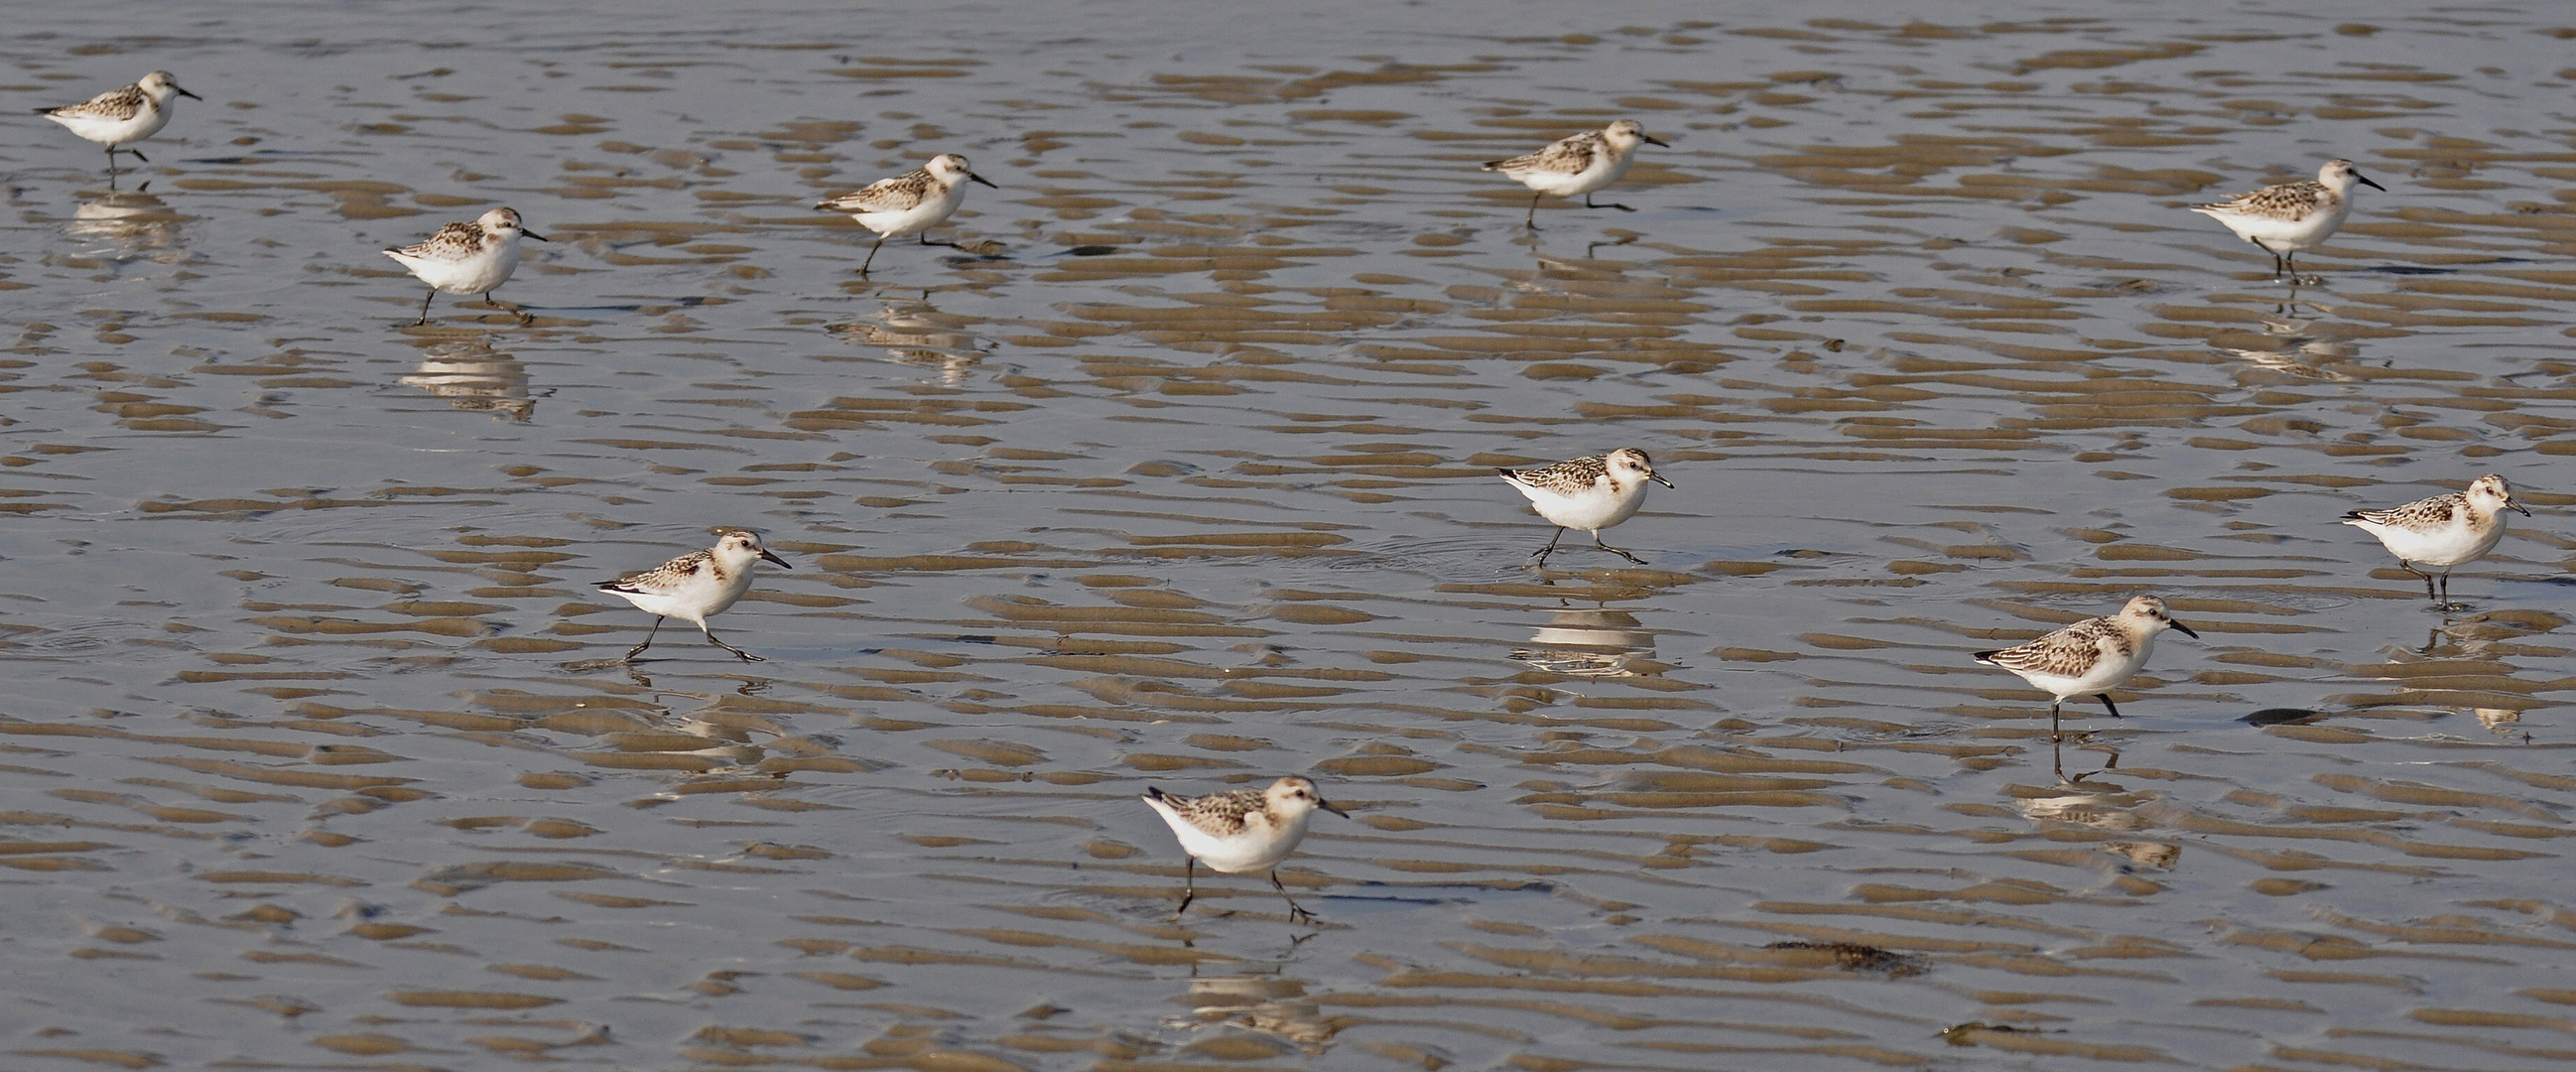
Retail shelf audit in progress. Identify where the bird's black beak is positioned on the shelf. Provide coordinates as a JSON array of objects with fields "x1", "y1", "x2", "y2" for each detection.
[
  {"x1": 2511, "y1": 500, "x2": 2532, "y2": 517},
  {"x1": 968, "y1": 173, "x2": 998, "y2": 190},
  {"x1": 1319, "y1": 798, "x2": 1350, "y2": 819},
  {"x1": 2356, "y1": 172, "x2": 2385, "y2": 192},
  {"x1": 1649, "y1": 472, "x2": 1676, "y2": 489},
  {"x1": 759, "y1": 549, "x2": 793, "y2": 569},
  {"x1": 176, "y1": 85, "x2": 202, "y2": 101},
  {"x1": 523, "y1": 229, "x2": 552, "y2": 242},
  {"x1": 2169, "y1": 620, "x2": 2200, "y2": 639},
  {"x1": 1642, "y1": 134, "x2": 1670, "y2": 148}
]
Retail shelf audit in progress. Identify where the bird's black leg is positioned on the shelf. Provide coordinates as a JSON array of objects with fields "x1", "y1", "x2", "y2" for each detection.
[
  {"x1": 623, "y1": 616, "x2": 664, "y2": 662},
  {"x1": 1525, "y1": 193, "x2": 1541, "y2": 229},
  {"x1": 414, "y1": 288, "x2": 437, "y2": 326},
  {"x1": 128, "y1": 147, "x2": 148, "y2": 164},
  {"x1": 485, "y1": 290, "x2": 530, "y2": 325},
  {"x1": 1271, "y1": 869, "x2": 1318, "y2": 926},
  {"x1": 2098, "y1": 694, "x2": 2122, "y2": 720},
  {"x1": 1584, "y1": 194, "x2": 1636, "y2": 212},
  {"x1": 860, "y1": 235, "x2": 886, "y2": 276},
  {"x1": 1594, "y1": 533, "x2": 1647, "y2": 565},
  {"x1": 1172, "y1": 856, "x2": 1197, "y2": 919},
  {"x1": 1530, "y1": 527, "x2": 1566, "y2": 567},
  {"x1": 2400, "y1": 562, "x2": 2435, "y2": 600},
  {"x1": 2051, "y1": 736, "x2": 2068, "y2": 781},
  {"x1": 920, "y1": 232, "x2": 960, "y2": 250},
  {"x1": 702, "y1": 625, "x2": 764, "y2": 662},
  {"x1": 2047, "y1": 697, "x2": 2062, "y2": 743}
]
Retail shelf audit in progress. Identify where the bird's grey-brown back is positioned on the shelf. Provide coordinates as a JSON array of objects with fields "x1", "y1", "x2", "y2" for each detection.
[
  {"x1": 1145, "y1": 785, "x2": 1265, "y2": 837},
  {"x1": 823, "y1": 168, "x2": 938, "y2": 213},
  {"x1": 1484, "y1": 131, "x2": 1602, "y2": 177},
  {"x1": 602, "y1": 547, "x2": 717, "y2": 592},
  {"x1": 42, "y1": 82, "x2": 148, "y2": 121},
  {"x1": 1977, "y1": 613, "x2": 2129, "y2": 676},
  {"x1": 1500, "y1": 452, "x2": 1610, "y2": 494}
]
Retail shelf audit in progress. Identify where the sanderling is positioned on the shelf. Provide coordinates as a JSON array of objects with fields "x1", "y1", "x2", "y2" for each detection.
[
  {"x1": 384, "y1": 207, "x2": 550, "y2": 326},
  {"x1": 2189, "y1": 159, "x2": 2384, "y2": 280},
  {"x1": 1481, "y1": 119, "x2": 1667, "y2": 228},
  {"x1": 35, "y1": 70, "x2": 200, "y2": 183},
  {"x1": 1974, "y1": 597, "x2": 2199, "y2": 775},
  {"x1": 1141, "y1": 776, "x2": 1348, "y2": 925},
  {"x1": 2342, "y1": 473, "x2": 2528, "y2": 606},
  {"x1": 814, "y1": 153, "x2": 997, "y2": 275},
  {"x1": 1497, "y1": 448, "x2": 1674, "y2": 567},
  {"x1": 596, "y1": 530, "x2": 792, "y2": 662}
]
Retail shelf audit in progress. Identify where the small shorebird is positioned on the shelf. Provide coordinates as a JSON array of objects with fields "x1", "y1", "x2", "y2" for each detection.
[
  {"x1": 384, "y1": 207, "x2": 550, "y2": 326},
  {"x1": 1482, "y1": 119, "x2": 1668, "y2": 228},
  {"x1": 596, "y1": 530, "x2": 792, "y2": 662},
  {"x1": 2189, "y1": 159, "x2": 2385, "y2": 280},
  {"x1": 1141, "y1": 776, "x2": 1348, "y2": 925},
  {"x1": 35, "y1": 70, "x2": 201, "y2": 183},
  {"x1": 1974, "y1": 597, "x2": 2199, "y2": 776},
  {"x1": 815, "y1": 153, "x2": 997, "y2": 275},
  {"x1": 1497, "y1": 448, "x2": 1673, "y2": 567},
  {"x1": 2342, "y1": 473, "x2": 2528, "y2": 606}
]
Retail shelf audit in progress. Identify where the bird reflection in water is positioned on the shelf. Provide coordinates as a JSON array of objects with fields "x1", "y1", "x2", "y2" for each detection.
[
  {"x1": 399, "y1": 339, "x2": 541, "y2": 421},
  {"x1": 2016, "y1": 784, "x2": 2179, "y2": 871},
  {"x1": 828, "y1": 298, "x2": 983, "y2": 385},
  {"x1": 2475, "y1": 708, "x2": 2528, "y2": 742},
  {"x1": 2217, "y1": 294, "x2": 2360, "y2": 381},
  {"x1": 67, "y1": 186, "x2": 184, "y2": 254},
  {"x1": 1511, "y1": 607, "x2": 1657, "y2": 678},
  {"x1": 1171, "y1": 975, "x2": 1337, "y2": 1056}
]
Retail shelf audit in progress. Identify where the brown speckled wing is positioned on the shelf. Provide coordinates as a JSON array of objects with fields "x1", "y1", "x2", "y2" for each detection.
[
  {"x1": 2198, "y1": 180, "x2": 2330, "y2": 220},
  {"x1": 390, "y1": 220, "x2": 489, "y2": 260},
  {"x1": 1161, "y1": 788, "x2": 1261, "y2": 838},
  {"x1": 822, "y1": 169, "x2": 936, "y2": 213},
  {"x1": 600, "y1": 548, "x2": 712, "y2": 593},
  {"x1": 1487, "y1": 132, "x2": 1602, "y2": 176},
  {"x1": 1977, "y1": 615, "x2": 2123, "y2": 677},
  {"x1": 2348, "y1": 491, "x2": 2464, "y2": 531},
  {"x1": 1500, "y1": 454, "x2": 1610, "y2": 495},
  {"x1": 45, "y1": 83, "x2": 147, "y2": 121}
]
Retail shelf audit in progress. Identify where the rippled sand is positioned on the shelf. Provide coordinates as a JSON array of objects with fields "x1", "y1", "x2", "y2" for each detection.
[{"x1": 4, "y1": 3, "x2": 2574, "y2": 1069}]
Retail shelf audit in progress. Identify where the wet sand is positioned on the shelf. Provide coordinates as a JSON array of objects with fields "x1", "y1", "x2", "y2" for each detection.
[{"x1": 4, "y1": 2, "x2": 2575, "y2": 1069}]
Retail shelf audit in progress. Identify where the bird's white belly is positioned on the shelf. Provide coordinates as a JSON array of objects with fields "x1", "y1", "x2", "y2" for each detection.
[
  {"x1": 403, "y1": 243, "x2": 520, "y2": 295},
  {"x1": 2214, "y1": 203, "x2": 2347, "y2": 251},
  {"x1": 855, "y1": 188, "x2": 965, "y2": 238},
  {"x1": 1527, "y1": 481, "x2": 1644, "y2": 533},
  {"x1": 1176, "y1": 815, "x2": 1305, "y2": 873},
  {"x1": 607, "y1": 574, "x2": 749, "y2": 626},
  {"x1": 1519, "y1": 155, "x2": 1628, "y2": 198},
  {"x1": 2364, "y1": 520, "x2": 2499, "y2": 567},
  {"x1": 52, "y1": 106, "x2": 169, "y2": 148}
]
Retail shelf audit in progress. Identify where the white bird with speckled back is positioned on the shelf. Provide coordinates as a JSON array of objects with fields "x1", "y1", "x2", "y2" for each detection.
[
  {"x1": 1496, "y1": 448, "x2": 1673, "y2": 566},
  {"x1": 1973, "y1": 596, "x2": 2199, "y2": 746},
  {"x1": 384, "y1": 207, "x2": 550, "y2": 326},
  {"x1": 36, "y1": 70, "x2": 199, "y2": 180},
  {"x1": 2343, "y1": 473, "x2": 2528, "y2": 606},
  {"x1": 1482, "y1": 119, "x2": 1668, "y2": 227},
  {"x1": 1142, "y1": 776, "x2": 1348, "y2": 924},
  {"x1": 815, "y1": 153, "x2": 997, "y2": 275},
  {"x1": 596, "y1": 530, "x2": 792, "y2": 662},
  {"x1": 2190, "y1": 159, "x2": 2384, "y2": 279}
]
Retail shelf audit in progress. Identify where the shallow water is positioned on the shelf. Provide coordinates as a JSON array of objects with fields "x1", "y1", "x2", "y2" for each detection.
[{"x1": 5, "y1": 1, "x2": 2576, "y2": 1069}]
